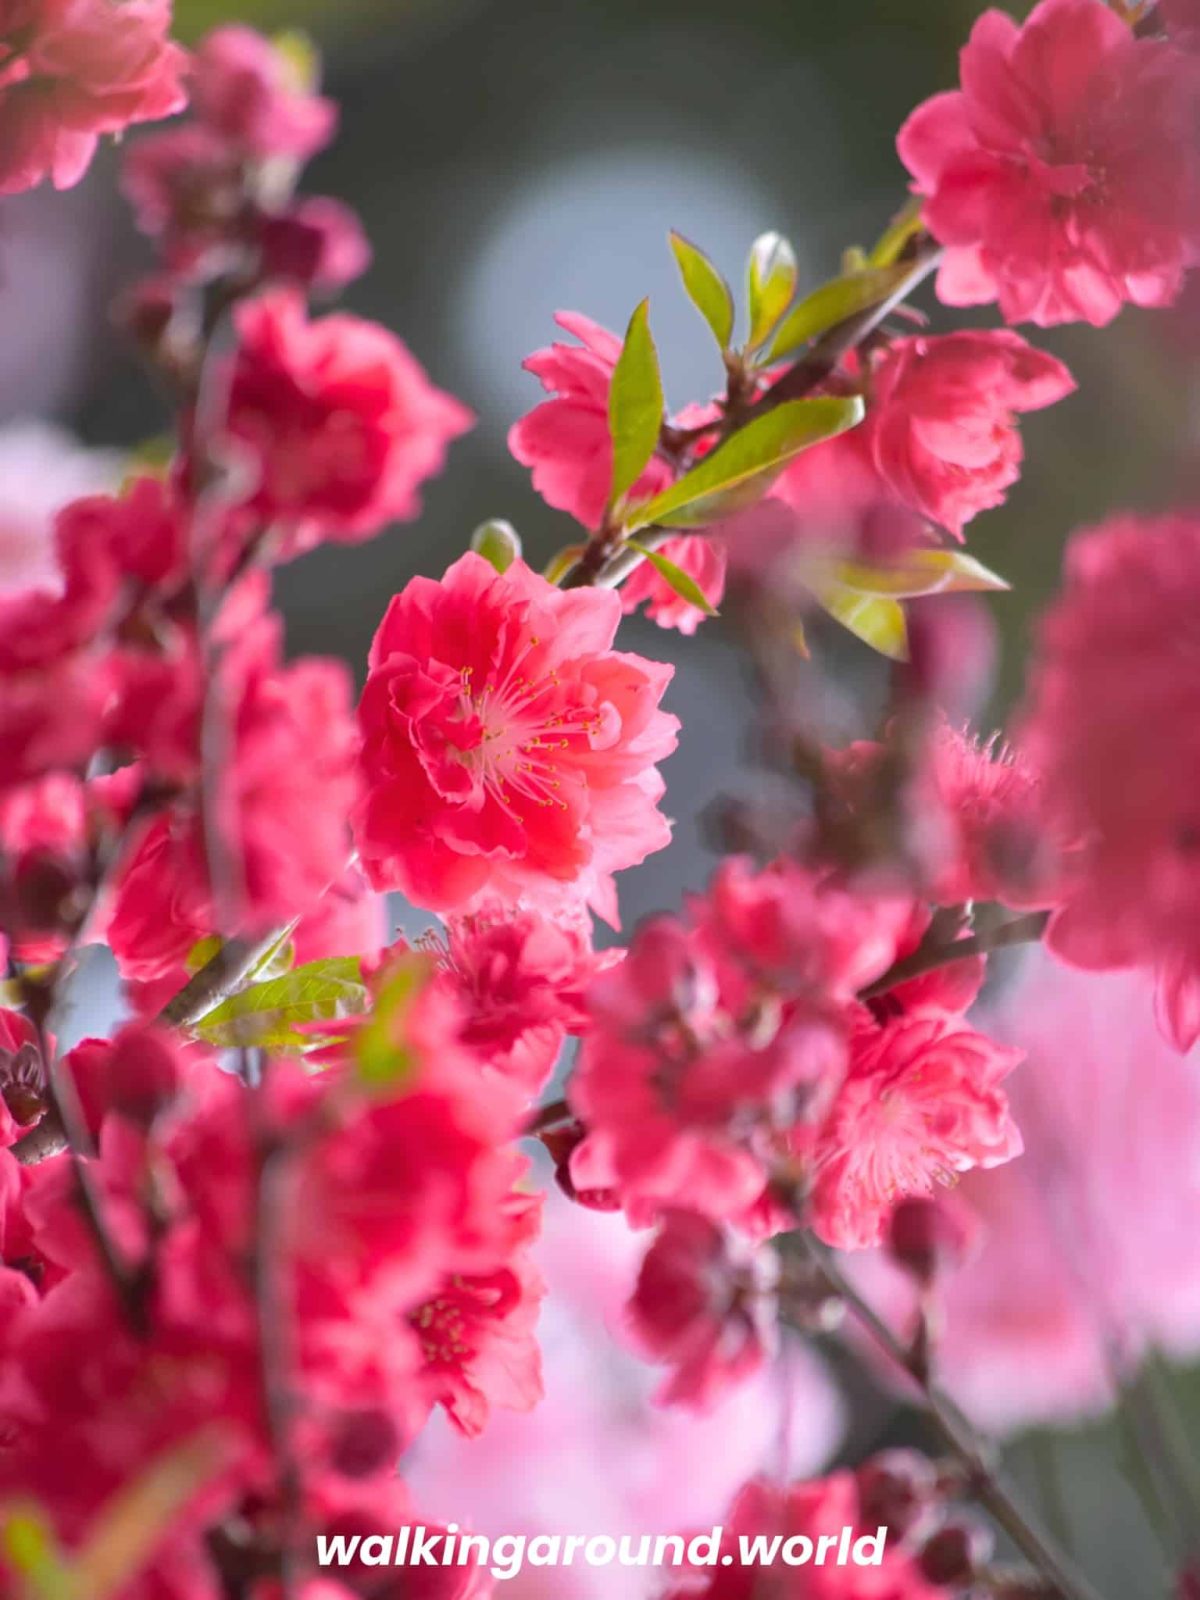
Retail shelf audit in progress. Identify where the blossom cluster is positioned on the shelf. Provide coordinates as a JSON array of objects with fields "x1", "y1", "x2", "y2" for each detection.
[{"x1": 0, "y1": 0, "x2": 1196, "y2": 1595}]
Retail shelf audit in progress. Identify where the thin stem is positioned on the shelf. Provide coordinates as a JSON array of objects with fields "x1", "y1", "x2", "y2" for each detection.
[
  {"x1": 799, "y1": 1236, "x2": 1108, "y2": 1600},
  {"x1": 859, "y1": 910, "x2": 1050, "y2": 1001},
  {"x1": 525, "y1": 1096, "x2": 571, "y2": 1135}
]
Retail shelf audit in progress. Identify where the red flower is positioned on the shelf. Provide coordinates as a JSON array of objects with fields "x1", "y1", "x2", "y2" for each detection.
[
  {"x1": 410, "y1": 1191, "x2": 544, "y2": 1438},
  {"x1": 0, "y1": 0, "x2": 187, "y2": 196},
  {"x1": 810, "y1": 1010, "x2": 1023, "y2": 1250},
  {"x1": 354, "y1": 552, "x2": 678, "y2": 926},
  {"x1": 627, "y1": 1209, "x2": 777, "y2": 1411},
  {"x1": 898, "y1": 0, "x2": 1200, "y2": 326},
  {"x1": 662, "y1": 1471, "x2": 944, "y2": 1599},
  {"x1": 190, "y1": 24, "x2": 335, "y2": 160},
  {"x1": 569, "y1": 859, "x2": 912, "y2": 1231},
  {"x1": 865, "y1": 331, "x2": 1073, "y2": 538},
  {"x1": 1020, "y1": 512, "x2": 1200, "y2": 1048},
  {"x1": 222, "y1": 291, "x2": 473, "y2": 557}
]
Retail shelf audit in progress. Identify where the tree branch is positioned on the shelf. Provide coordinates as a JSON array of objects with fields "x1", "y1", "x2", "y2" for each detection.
[
  {"x1": 859, "y1": 910, "x2": 1050, "y2": 1001},
  {"x1": 797, "y1": 1235, "x2": 1108, "y2": 1600}
]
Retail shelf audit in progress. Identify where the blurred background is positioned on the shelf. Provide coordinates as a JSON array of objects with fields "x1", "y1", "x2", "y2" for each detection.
[{"x1": 4, "y1": 0, "x2": 1199, "y2": 1593}]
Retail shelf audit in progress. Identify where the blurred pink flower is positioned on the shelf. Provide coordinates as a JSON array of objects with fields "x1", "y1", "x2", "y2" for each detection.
[
  {"x1": 850, "y1": 954, "x2": 1200, "y2": 1432},
  {"x1": 408, "y1": 1196, "x2": 844, "y2": 1600}
]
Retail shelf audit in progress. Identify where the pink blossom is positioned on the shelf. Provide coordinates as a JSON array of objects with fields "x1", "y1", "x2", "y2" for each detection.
[
  {"x1": 354, "y1": 552, "x2": 678, "y2": 926},
  {"x1": 620, "y1": 534, "x2": 728, "y2": 635},
  {"x1": 0, "y1": 0, "x2": 187, "y2": 195},
  {"x1": 508, "y1": 312, "x2": 673, "y2": 531},
  {"x1": 662, "y1": 1472, "x2": 943, "y2": 1600},
  {"x1": 190, "y1": 24, "x2": 335, "y2": 161},
  {"x1": 864, "y1": 331, "x2": 1074, "y2": 538},
  {"x1": 898, "y1": 0, "x2": 1200, "y2": 326},
  {"x1": 1019, "y1": 511, "x2": 1200, "y2": 1047},
  {"x1": 222, "y1": 291, "x2": 473, "y2": 556},
  {"x1": 105, "y1": 624, "x2": 359, "y2": 979},
  {"x1": 569, "y1": 859, "x2": 913, "y2": 1231},
  {"x1": 851, "y1": 956, "x2": 1200, "y2": 1432},
  {"x1": 410, "y1": 1190, "x2": 545, "y2": 1438},
  {"x1": 626, "y1": 1209, "x2": 777, "y2": 1412},
  {"x1": 810, "y1": 1008, "x2": 1023, "y2": 1250},
  {"x1": 427, "y1": 907, "x2": 610, "y2": 1096}
]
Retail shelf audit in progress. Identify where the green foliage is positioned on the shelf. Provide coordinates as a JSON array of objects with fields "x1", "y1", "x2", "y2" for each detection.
[
  {"x1": 607, "y1": 299, "x2": 664, "y2": 510},
  {"x1": 823, "y1": 548, "x2": 1010, "y2": 599},
  {"x1": 625, "y1": 539, "x2": 718, "y2": 616},
  {"x1": 768, "y1": 261, "x2": 914, "y2": 362},
  {"x1": 745, "y1": 231, "x2": 799, "y2": 351},
  {"x1": 668, "y1": 231, "x2": 735, "y2": 351},
  {"x1": 354, "y1": 953, "x2": 433, "y2": 1091},
  {"x1": 627, "y1": 395, "x2": 864, "y2": 532},
  {"x1": 471, "y1": 518, "x2": 522, "y2": 573},
  {"x1": 194, "y1": 957, "x2": 367, "y2": 1050},
  {"x1": 1, "y1": 1512, "x2": 72, "y2": 1600},
  {"x1": 805, "y1": 580, "x2": 909, "y2": 661}
]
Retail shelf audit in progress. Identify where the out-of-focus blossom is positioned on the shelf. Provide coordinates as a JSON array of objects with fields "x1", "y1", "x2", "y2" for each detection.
[
  {"x1": 355, "y1": 552, "x2": 678, "y2": 927},
  {"x1": 189, "y1": 23, "x2": 335, "y2": 162},
  {"x1": 661, "y1": 1471, "x2": 943, "y2": 1600},
  {"x1": 627, "y1": 1209, "x2": 778, "y2": 1411},
  {"x1": 850, "y1": 955, "x2": 1200, "y2": 1432},
  {"x1": 222, "y1": 291, "x2": 473, "y2": 558},
  {"x1": 898, "y1": 0, "x2": 1200, "y2": 326},
  {"x1": 409, "y1": 1198, "x2": 843, "y2": 1600},
  {"x1": 0, "y1": 421, "x2": 119, "y2": 594},
  {"x1": 0, "y1": 0, "x2": 187, "y2": 196},
  {"x1": 1019, "y1": 511, "x2": 1200, "y2": 1048}
]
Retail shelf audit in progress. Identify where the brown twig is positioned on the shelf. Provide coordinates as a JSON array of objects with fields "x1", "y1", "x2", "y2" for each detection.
[
  {"x1": 859, "y1": 910, "x2": 1050, "y2": 1000},
  {"x1": 798, "y1": 1235, "x2": 1109, "y2": 1600}
]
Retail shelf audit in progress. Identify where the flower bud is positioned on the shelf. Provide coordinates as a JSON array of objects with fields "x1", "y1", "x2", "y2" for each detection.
[
  {"x1": 886, "y1": 1195, "x2": 977, "y2": 1286},
  {"x1": 471, "y1": 519, "x2": 522, "y2": 574},
  {"x1": 918, "y1": 1521, "x2": 993, "y2": 1588},
  {"x1": 856, "y1": 1449, "x2": 939, "y2": 1542}
]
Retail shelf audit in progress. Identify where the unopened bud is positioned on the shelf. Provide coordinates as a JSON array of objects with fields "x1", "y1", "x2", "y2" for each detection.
[
  {"x1": 918, "y1": 1521, "x2": 993, "y2": 1588},
  {"x1": 471, "y1": 519, "x2": 522, "y2": 574},
  {"x1": 887, "y1": 1195, "x2": 976, "y2": 1286},
  {"x1": 856, "y1": 1450, "x2": 939, "y2": 1542}
]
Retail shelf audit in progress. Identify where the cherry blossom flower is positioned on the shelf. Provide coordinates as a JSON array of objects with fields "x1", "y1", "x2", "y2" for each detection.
[
  {"x1": 222, "y1": 291, "x2": 473, "y2": 557},
  {"x1": 898, "y1": 0, "x2": 1200, "y2": 326},
  {"x1": 809, "y1": 1008, "x2": 1024, "y2": 1250},
  {"x1": 850, "y1": 956, "x2": 1200, "y2": 1432},
  {"x1": 0, "y1": 0, "x2": 187, "y2": 196},
  {"x1": 189, "y1": 23, "x2": 335, "y2": 161},
  {"x1": 1019, "y1": 511, "x2": 1200, "y2": 1047},
  {"x1": 626, "y1": 1209, "x2": 778, "y2": 1412},
  {"x1": 354, "y1": 551, "x2": 678, "y2": 926},
  {"x1": 661, "y1": 1471, "x2": 943, "y2": 1600}
]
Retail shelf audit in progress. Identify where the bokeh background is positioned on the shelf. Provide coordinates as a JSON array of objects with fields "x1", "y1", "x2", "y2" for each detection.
[{"x1": 5, "y1": 0, "x2": 1200, "y2": 1594}]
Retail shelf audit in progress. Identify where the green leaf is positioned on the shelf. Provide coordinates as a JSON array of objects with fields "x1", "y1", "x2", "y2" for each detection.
[
  {"x1": 355, "y1": 954, "x2": 432, "y2": 1091},
  {"x1": 75, "y1": 1432, "x2": 227, "y2": 1600},
  {"x1": 1, "y1": 1511, "x2": 74, "y2": 1600},
  {"x1": 194, "y1": 957, "x2": 367, "y2": 1051},
  {"x1": 626, "y1": 540, "x2": 718, "y2": 616},
  {"x1": 668, "y1": 230, "x2": 734, "y2": 350},
  {"x1": 746, "y1": 232, "x2": 799, "y2": 351},
  {"x1": 627, "y1": 395, "x2": 864, "y2": 533},
  {"x1": 806, "y1": 579, "x2": 909, "y2": 661},
  {"x1": 768, "y1": 262, "x2": 915, "y2": 362},
  {"x1": 471, "y1": 518, "x2": 522, "y2": 573},
  {"x1": 542, "y1": 543, "x2": 586, "y2": 585},
  {"x1": 608, "y1": 299, "x2": 664, "y2": 508},
  {"x1": 869, "y1": 197, "x2": 924, "y2": 268},
  {"x1": 822, "y1": 548, "x2": 1010, "y2": 600}
]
